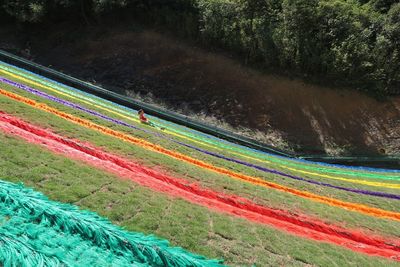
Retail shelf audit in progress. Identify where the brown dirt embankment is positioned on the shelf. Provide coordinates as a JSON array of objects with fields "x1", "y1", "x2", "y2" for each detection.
[{"x1": 1, "y1": 23, "x2": 399, "y2": 156}]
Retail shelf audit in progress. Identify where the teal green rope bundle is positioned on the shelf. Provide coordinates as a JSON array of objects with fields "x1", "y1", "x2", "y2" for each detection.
[{"x1": 0, "y1": 180, "x2": 224, "y2": 267}]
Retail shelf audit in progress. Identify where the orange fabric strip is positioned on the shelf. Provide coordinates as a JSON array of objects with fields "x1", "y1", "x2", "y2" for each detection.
[{"x1": 1, "y1": 88, "x2": 399, "y2": 221}]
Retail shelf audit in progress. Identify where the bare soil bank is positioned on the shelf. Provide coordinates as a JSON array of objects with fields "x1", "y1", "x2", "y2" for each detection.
[{"x1": 1, "y1": 23, "x2": 399, "y2": 156}]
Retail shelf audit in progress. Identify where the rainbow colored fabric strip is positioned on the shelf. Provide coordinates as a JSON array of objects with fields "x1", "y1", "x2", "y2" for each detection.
[
  {"x1": 1, "y1": 88, "x2": 400, "y2": 222},
  {"x1": 0, "y1": 61, "x2": 399, "y2": 186},
  {"x1": 1, "y1": 77, "x2": 399, "y2": 201}
]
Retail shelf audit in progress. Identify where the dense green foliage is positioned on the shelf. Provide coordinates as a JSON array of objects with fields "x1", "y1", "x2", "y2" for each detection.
[{"x1": 1, "y1": 0, "x2": 399, "y2": 95}]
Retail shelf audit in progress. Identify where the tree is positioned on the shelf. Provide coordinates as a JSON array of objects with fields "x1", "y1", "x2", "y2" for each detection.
[
  {"x1": 317, "y1": 0, "x2": 378, "y2": 82},
  {"x1": 273, "y1": 0, "x2": 320, "y2": 73},
  {"x1": 1, "y1": 0, "x2": 46, "y2": 22},
  {"x1": 369, "y1": 0, "x2": 397, "y2": 13},
  {"x1": 374, "y1": 3, "x2": 400, "y2": 93}
]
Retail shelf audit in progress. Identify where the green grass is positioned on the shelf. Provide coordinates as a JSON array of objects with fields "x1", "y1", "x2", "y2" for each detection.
[
  {"x1": 1, "y1": 71, "x2": 400, "y2": 266},
  {"x1": 1, "y1": 132, "x2": 399, "y2": 267},
  {"x1": 0, "y1": 69, "x2": 400, "y2": 178},
  {"x1": 1, "y1": 80, "x2": 400, "y2": 240},
  {"x1": 0, "y1": 77, "x2": 394, "y2": 196},
  {"x1": 2, "y1": 62, "x2": 395, "y2": 181}
]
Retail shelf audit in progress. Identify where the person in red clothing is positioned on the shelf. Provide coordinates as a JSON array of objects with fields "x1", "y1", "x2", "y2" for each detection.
[
  {"x1": 138, "y1": 109, "x2": 165, "y2": 130},
  {"x1": 138, "y1": 109, "x2": 149, "y2": 124},
  {"x1": 138, "y1": 109, "x2": 157, "y2": 126}
]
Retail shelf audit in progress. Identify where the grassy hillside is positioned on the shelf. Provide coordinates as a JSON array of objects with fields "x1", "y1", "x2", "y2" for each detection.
[{"x1": 0, "y1": 61, "x2": 400, "y2": 266}]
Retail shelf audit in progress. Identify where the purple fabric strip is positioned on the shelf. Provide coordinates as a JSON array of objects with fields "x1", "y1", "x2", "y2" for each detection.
[{"x1": 2, "y1": 76, "x2": 399, "y2": 200}]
